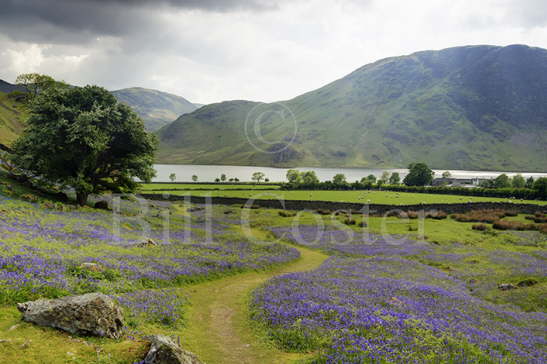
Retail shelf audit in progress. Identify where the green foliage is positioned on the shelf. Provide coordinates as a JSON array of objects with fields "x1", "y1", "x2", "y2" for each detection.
[
  {"x1": 525, "y1": 177, "x2": 535, "y2": 189},
  {"x1": 220, "y1": 173, "x2": 227, "y2": 182},
  {"x1": 512, "y1": 174, "x2": 525, "y2": 188},
  {"x1": 332, "y1": 173, "x2": 347, "y2": 185},
  {"x1": 169, "y1": 173, "x2": 176, "y2": 182},
  {"x1": 389, "y1": 172, "x2": 400, "y2": 185},
  {"x1": 533, "y1": 177, "x2": 547, "y2": 198},
  {"x1": 442, "y1": 171, "x2": 451, "y2": 178},
  {"x1": 403, "y1": 163, "x2": 434, "y2": 186},
  {"x1": 494, "y1": 174, "x2": 511, "y2": 188},
  {"x1": 361, "y1": 174, "x2": 376, "y2": 184},
  {"x1": 11, "y1": 84, "x2": 157, "y2": 205},
  {"x1": 15, "y1": 73, "x2": 63, "y2": 98},
  {"x1": 287, "y1": 169, "x2": 302, "y2": 184},
  {"x1": 192, "y1": 174, "x2": 198, "y2": 182},
  {"x1": 252, "y1": 171, "x2": 266, "y2": 183}
]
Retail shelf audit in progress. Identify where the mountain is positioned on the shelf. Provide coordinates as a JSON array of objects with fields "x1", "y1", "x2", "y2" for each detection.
[
  {"x1": 112, "y1": 87, "x2": 198, "y2": 131},
  {"x1": 157, "y1": 45, "x2": 547, "y2": 172},
  {"x1": 0, "y1": 79, "x2": 25, "y2": 93}
]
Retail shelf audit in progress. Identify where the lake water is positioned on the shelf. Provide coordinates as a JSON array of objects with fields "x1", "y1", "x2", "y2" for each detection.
[{"x1": 153, "y1": 164, "x2": 547, "y2": 183}]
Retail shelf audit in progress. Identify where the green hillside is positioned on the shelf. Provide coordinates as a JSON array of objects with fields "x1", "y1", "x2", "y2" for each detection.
[
  {"x1": 112, "y1": 87, "x2": 197, "y2": 131},
  {"x1": 0, "y1": 91, "x2": 27, "y2": 146},
  {"x1": 157, "y1": 45, "x2": 547, "y2": 171}
]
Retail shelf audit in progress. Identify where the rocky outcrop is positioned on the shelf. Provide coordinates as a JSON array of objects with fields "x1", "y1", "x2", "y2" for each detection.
[
  {"x1": 17, "y1": 293, "x2": 124, "y2": 339},
  {"x1": 143, "y1": 335, "x2": 203, "y2": 364}
]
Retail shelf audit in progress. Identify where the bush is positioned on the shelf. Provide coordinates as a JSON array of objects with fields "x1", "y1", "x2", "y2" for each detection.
[
  {"x1": 452, "y1": 209, "x2": 511, "y2": 223},
  {"x1": 343, "y1": 218, "x2": 356, "y2": 225},
  {"x1": 472, "y1": 224, "x2": 488, "y2": 231},
  {"x1": 425, "y1": 210, "x2": 447, "y2": 220},
  {"x1": 316, "y1": 209, "x2": 332, "y2": 215},
  {"x1": 492, "y1": 220, "x2": 535, "y2": 231},
  {"x1": 278, "y1": 210, "x2": 296, "y2": 218}
]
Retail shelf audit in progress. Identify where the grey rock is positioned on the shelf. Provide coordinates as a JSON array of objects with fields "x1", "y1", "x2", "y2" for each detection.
[
  {"x1": 17, "y1": 293, "x2": 124, "y2": 339},
  {"x1": 143, "y1": 335, "x2": 203, "y2": 364},
  {"x1": 498, "y1": 283, "x2": 518, "y2": 291}
]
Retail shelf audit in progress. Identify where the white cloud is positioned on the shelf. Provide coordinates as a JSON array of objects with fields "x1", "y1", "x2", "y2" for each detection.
[{"x1": 0, "y1": 0, "x2": 546, "y2": 104}]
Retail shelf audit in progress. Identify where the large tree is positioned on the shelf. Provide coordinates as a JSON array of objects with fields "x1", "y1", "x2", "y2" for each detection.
[
  {"x1": 403, "y1": 163, "x2": 434, "y2": 186},
  {"x1": 11, "y1": 84, "x2": 157, "y2": 205}
]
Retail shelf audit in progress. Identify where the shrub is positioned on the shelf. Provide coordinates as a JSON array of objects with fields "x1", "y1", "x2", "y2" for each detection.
[
  {"x1": 343, "y1": 218, "x2": 356, "y2": 225},
  {"x1": 316, "y1": 209, "x2": 332, "y2": 215},
  {"x1": 492, "y1": 220, "x2": 535, "y2": 231},
  {"x1": 358, "y1": 221, "x2": 367, "y2": 227},
  {"x1": 278, "y1": 210, "x2": 296, "y2": 218},
  {"x1": 426, "y1": 210, "x2": 447, "y2": 220},
  {"x1": 472, "y1": 224, "x2": 488, "y2": 231},
  {"x1": 452, "y1": 209, "x2": 511, "y2": 223}
]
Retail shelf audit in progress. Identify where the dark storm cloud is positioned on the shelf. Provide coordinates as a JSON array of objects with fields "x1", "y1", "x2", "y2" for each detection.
[{"x1": 0, "y1": 0, "x2": 280, "y2": 44}]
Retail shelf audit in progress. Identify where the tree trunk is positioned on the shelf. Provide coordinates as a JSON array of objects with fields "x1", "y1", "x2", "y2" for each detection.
[{"x1": 76, "y1": 191, "x2": 88, "y2": 206}]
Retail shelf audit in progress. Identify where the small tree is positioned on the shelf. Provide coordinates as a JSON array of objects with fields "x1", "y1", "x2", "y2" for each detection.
[
  {"x1": 192, "y1": 174, "x2": 198, "y2": 182},
  {"x1": 379, "y1": 171, "x2": 390, "y2": 184},
  {"x1": 511, "y1": 174, "x2": 525, "y2": 188},
  {"x1": 403, "y1": 163, "x2": 434, "y2": 186},
  {"x1": 215, "y1": 178, "x2": 220, "y2": 182},
  {"x1": 265, "y1": 178, "x2": 269, "y2": 183},
  {"x1": 11, "y1": 84, "x2": 156, "y2": 205},
  {"x1": 220, "y1": 173, "x2": 227, "y2": 182},
  {"x1": 302, "y1": 171, "x2": 319, "y2": 185},
  {"x1": 252, "y1": 172, "x2": 265, "y2": 183},
  {"x1": 229, "y1": 178, "x2": 234, "y2": 182},
  {"x1": 286, "y1": 169, "x2": 302, "y2": 184},
  {"x1": 169, "y1": 173, "x2": 176, "y2": 182},
  {"x1": 361, "y1": 174, "x2": 376, "y2": 184},
  {"x1": 442, "y1": 171, "x2": 451, "y2": 178},
  {"x1": 533, "y1": 177, "x2": 547, "y2": 198},
  {"x1": 389, "y1": 172, "x2": 400, "y2": 185},
  {"x1": 332, "y1": 173, "x2": 347, "y2": 185},
  {"x1": 15, "y1": 73, "x2": 60, "y2": 98},
  {"x1": 493, "y1": 174, "x2": 511, "y2": 189},
  {"x1": 234, "y1": 177, "x2": 240, "y2": 182},
  {"x1": 525, "y1": 176, "x2": 534, "y2": 189}
]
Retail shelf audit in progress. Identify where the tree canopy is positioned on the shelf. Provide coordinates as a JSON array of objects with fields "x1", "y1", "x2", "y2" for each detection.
[
  {"x1": 403, "y1": 163, "x2": 434, "y2": 186},
  {"x1": 11, "y1": 84, "x2": 157, "y2": 205}
]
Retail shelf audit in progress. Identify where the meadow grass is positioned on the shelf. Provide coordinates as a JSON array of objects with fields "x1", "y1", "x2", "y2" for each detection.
[{"x1": 144, "y1": 188, "x2": 547, "y2": 205}]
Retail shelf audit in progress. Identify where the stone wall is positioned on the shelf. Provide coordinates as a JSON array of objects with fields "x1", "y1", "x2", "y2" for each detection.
[{"x1": 141, "y1": 193, "x2": 547, "y2": 216}]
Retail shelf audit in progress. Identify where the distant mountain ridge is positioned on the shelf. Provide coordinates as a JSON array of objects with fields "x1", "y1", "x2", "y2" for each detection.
[
  {"x1": 112, "y1": 87, "x2": 198, "y2": 131},
  {"x1": 157, "y1": 44, "x2": 547, "y2": 171}
]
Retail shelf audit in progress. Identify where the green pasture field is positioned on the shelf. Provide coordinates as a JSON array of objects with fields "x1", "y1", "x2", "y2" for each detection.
[{"x1": 141, "y1": 188, "x2": 547, "y2": 206}]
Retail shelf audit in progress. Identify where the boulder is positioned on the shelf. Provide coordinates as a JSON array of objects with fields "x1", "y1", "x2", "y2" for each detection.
[
  {"x1": 497, "y1": 283, "x2": 517, "y2": 291},
  {"x1": 94, "y1": 200, "x2": 109, "y2": 210},
  {"x1": 143, "y1": 335, "x2": 203, "y2": 364},
  {"x1": 137, "y1": 238, "x2": 158, "y2": 248},
  {"x1": 17, "y1": 293, "x2": 124, "y2": 339}
]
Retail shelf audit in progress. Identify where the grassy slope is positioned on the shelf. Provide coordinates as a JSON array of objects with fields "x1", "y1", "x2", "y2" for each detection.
[
  {"x1": 157, "y1": 45, "x2": 547, "y2": 171},
  {"x1": 0, "y1": 92, "x2": 27, "y2": 145},
  {"x1": 141, "y1": 189, "x2": 547, "y2": 205},
  {"x1": 112, "y1": 87, "x2": 197, "y2": 131}
]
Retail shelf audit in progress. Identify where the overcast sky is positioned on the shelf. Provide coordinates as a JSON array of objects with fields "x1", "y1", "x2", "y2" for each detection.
[{"x1": 1, "y1": 0, "x2": 546, "y2": 104}]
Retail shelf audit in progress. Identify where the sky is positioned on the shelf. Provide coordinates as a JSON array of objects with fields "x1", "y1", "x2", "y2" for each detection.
[{"x1": 1, "y1": 0, "x2": 546, "y2": 104}]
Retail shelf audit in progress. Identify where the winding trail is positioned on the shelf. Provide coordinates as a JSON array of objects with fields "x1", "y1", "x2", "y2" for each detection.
[{"x1": 179, "y1": 236, "x2": 328, "y2": 364}]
